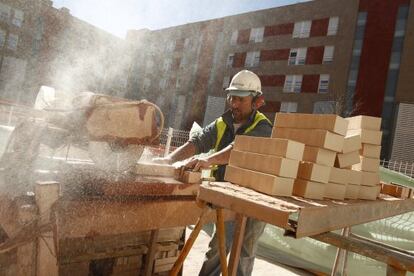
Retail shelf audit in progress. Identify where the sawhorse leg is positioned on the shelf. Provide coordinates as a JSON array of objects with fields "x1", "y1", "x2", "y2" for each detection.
[
  {"x1": 228, "y1": 214, "x2": 247, "y2": 276},
  {"x1": 331, "y1": 227, "x2": 350, "y2": 276}
]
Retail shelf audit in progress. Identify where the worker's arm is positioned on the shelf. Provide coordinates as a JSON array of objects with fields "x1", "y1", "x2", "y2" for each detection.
[{"x1": 184, "y1": 143, "x2": 233, "y2": 172}]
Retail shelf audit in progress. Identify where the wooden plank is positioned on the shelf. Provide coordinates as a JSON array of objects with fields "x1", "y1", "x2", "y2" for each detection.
[
  {"x1": 228, "y1": 214, "x2": 247, "y2": 276},
  {"x1": 302, "y1": 146, "x2": 336, "y2": 166},
  {"x1": 312, "y1": 232, "x2": 414, "y2": 273},
  {"x1": 224, "y1": 165, "x2": 294, "y2": 196},
  {"x1": 57, "y1": 200, "x2": 232, "y2": 239},
  {"x1": 297, "y1": 162, "x2": 331, "y2": 184},
  {"x1": 198, "y1": 182, "x2": 298, "y2": 229},
  {"x1": 144, "y1": 229, "x2": 159, "y2": 276},
  {"x1": 381, "y1": 183, "x2": 412, "y2": 199},
  {"x1": 233, "y1": 135, "x2": 304, "y2": 160},
  {"x1": 346, "y1": 115, "x2": 382, "y2": 131},
  {"x1": 229, "y1": 150, "x2": 300, "y2": 178},
  {"x1": 272, "y1": 127, "x2": 344, "y2": 152},
  {"x1": 296, "y1": 196, "x2": 414, "y2": 238},
  {"x1": 216, "y1": 208, "x2": 228, "y2": 276},
  {"x1": 274, "y1": 113, "x2": 349, "y2": 136}
]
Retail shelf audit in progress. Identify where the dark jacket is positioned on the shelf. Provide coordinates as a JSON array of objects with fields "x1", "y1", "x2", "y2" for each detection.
[{"x1": 190, "y1": 109, "x2": 273, "y2": 181}]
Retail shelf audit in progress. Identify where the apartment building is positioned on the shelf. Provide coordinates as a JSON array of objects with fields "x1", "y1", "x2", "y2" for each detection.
[
  {"x1": 0, "y1": 0, "x2": 128, "y2": 105},
  {"x1": 128, "y1": 0, "x2": 413, "y2": 159}
]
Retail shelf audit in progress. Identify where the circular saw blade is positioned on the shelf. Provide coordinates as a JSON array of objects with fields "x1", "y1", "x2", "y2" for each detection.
[{"x1": 88, "y1": 141, "x2": 144, "y2": 172}]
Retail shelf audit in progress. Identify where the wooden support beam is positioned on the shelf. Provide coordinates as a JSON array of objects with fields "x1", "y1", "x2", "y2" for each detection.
[
  {"x1": 144, "y1": 229, "x2": 159, "y2": 276},
  {"x1": 228, "y1": 214, "x2": 247, "y2": 276},
  {"x1": 216, "y1": 208, "x2": 228, "y2": 276},
  {"x1": 312, "y1": 232, "x2": 414, "y2": 272}
]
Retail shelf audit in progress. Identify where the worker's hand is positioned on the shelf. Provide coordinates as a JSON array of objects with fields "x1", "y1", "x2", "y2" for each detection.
[
  {"x1": 152, "y1": 156, "x2": 173, "y2": 165},
  {"x1": 183, "y1": 156, "x2": 212, "y2": 172}
]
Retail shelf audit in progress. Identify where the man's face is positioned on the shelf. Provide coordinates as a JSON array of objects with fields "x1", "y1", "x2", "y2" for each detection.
[{"x1": 228, "y1": 95, "x2": 254, "y2": 123}]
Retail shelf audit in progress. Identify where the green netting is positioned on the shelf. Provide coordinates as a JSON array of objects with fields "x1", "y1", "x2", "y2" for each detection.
[{"x1": 257, "y1": 170, "x2": 414, "y2": 275}]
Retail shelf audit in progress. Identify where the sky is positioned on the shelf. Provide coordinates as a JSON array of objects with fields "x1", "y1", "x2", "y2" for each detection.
[{"x1": 52, "y1": 0, "x2": 310, "y2": 38}]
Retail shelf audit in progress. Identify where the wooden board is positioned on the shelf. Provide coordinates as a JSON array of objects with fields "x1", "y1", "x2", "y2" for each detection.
[{"x1": 198, "y1": 182, "x2": 414, "y2": 239}]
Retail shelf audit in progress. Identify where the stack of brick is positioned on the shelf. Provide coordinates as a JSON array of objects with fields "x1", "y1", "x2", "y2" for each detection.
[
  {"x1": 224, "y1": 135, "x2": 305, "y2": 196},
  {"x1": 346, "y1": 115, "x2": 383, "y2": 200},
  {"x1": 272, "y1": 113, "x2": 348, "y2": 200}
]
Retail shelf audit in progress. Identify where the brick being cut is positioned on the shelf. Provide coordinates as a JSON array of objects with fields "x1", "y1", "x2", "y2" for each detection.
[
  {"x1": 302, "y1": 146, "x2": 336, "y2": 167},
  {"x1": 229, "y1": 150, "x2": 299, "y2": 178},
  {"x1": 346, "y1": 115, "x2": 381, "y2": 131},
  {"x1": 224, "y1": 165, "x2": 294, "y2": 196},
  {"x1": 233, "y1": 136, "x2": 304, "y2": 160},
  {"x1": 274, "y1": 113, "x2": 349, "y2": 136},
  {"x1": 272, "y1": 128, "x2": 344, "y2": 152}
]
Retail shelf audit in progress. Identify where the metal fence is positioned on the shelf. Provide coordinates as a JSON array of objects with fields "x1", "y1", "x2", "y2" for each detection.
[{"x1": 380, "y1": 159, "x2": 414, "y2": 178}]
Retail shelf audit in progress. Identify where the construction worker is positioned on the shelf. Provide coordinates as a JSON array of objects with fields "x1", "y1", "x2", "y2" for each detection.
[{"x1": 154, "y1": 70, "x2": 272, "y2": 276}]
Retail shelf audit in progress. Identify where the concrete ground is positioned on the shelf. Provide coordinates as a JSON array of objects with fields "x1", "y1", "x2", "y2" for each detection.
[{"x1": 183, "y1": 227, "x2": 313, "y2": 276}]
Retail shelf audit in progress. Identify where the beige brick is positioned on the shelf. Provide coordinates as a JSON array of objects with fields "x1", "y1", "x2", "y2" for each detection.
[
  {"x1": 274, "y1": 113, "x2": 348, "y2": 136},
  {"x1": 335, "y1": 151, "x2": 360, "y2": 168},
  {"x1": 233, "y1": 135, "x2": 304, "y2": 160},
  {"x1": 346, "y1": 115, "x2": 382, "y2": 130},
  {"x1": 324, "y1": 182, "x2": 346, "y2": 200},
  {"x1": 297, "y1": 162, "x2": 331, "y2": 183},
  {"x1": 352, "y1": 156, "x2": 380, "y2": 173},
  {"x1": 359, "y1": 185, "x2": 381, "y2": 200},
  {"x1": 181, "y1": 171, "x2": 201, "y2": 183},
  {"x1": 347, "y1": 129, "x2": 382, "y2": 145},
  {"x1": 360, "y1": 144, "x2": 381, "y2": 158},
  {"x1": 346, "y1": 169, "x2": 363, "y2": 185},
  {"x1": 329, "y1": 167, "x2": 349, "y2": 185},
  {"x1": 272, "y1": 128, "x2": 344, "y2": 152},
  {"x1": 342, "y1": 134, "x2": 361, "y2": 153},
  {"x1": 302, "y1": 146, "x2": 336, "y2": 166},
  {"x1": 345, "y1": 184, "x2": 360, "y2": 199},
  {"x1": 229, "y1": 150, "x2": 299, "y2": 178},
  {"x1": 293, "y1": 179, "x2": 325, "y2": 200},
  {"x1": 361, "y1": 171, "x2": 380, "y2": 186},
  {"x1": 224, "y1": 165, "x2": 294, "y2": 196}
]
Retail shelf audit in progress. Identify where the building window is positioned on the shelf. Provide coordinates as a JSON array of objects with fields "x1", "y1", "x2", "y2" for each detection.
[
  {"x1": 284, "y1": 75, "x2": 302, "y2": 93},
  {"x1": 318, "y1": 74, "x2": 330, "y2": 93},
  {"x1": 0, "y1": 3, "x2": 11, "y2": 22},
  {"x1": 280, "y1": 102, "x2": 298, "y2": 113},
  {"x1": 223, "y1": 76, "x2": 230, "y2": 89},
  {"x1": 293, "y1": 21, "x2": 311, "y2": 38},
  {"x1": 327, "y1": 17, "x2": 339, "y2": 36},
  {"x1": 12, "y1": 9, "x2": 24, "y2": 27},
  {"x1": 230, "y1": 30, "x2": 238, "y2": 45},
  {"x1": 323, "y1": 46, "x2": 334, "y2": 64},
  {"x1": 7, "y1": 34, "x2": 18, "y2": 50},
  {"x1": 288, "y1": 48, "x2": 307, "y2": 65},
  {"x1": 0, "y1": 29, "x2": 5, "y2": 47},
  {"x1": 249, "y1": 27, "x2": 264, "y2": 43},
  {"x1": 245, "y1": 51, "x2": 260, "y2": 67},
  {"x1": 163, "y1": 59, "x2": 172, "y2": 72},
  {"x1": 226, "y1": 53, "x2": 234, "y2": 68},
  {"x1": 313, "y1": 101, "x2": 336, "y2": 114}
]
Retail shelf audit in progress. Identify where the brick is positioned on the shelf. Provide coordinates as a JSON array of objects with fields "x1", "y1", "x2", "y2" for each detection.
[
  {"x1": 272, "y1": 128, "x2": 344, "y2": 152},
  {"x1": 361, "y1": 171, "x2": 380, "y2": 186},
  {"x1": 229, "y1": 150, "x2": 299, "y2": 178},
  {"x1": 224, "y1": 165, "x2": 294, "y2": 196},
  {"x1": 359, "y1": 185, "x2": 381, "y2": 200},
  {"x1": 335, "y1": 151, "x2": 360, "y2": 168},
  {"x1": 293, "y1": 179, "x2": 325, "y2": 200},
  {"x1": 346, "y1": 169, "x2": 363, "y2": 185},
  {"x1": 274, "y1": 113, "x2": 349, "y2": 136},
  {"x1": 346, "y1": 115, "x2": 381, "y2": 131},
  {"x1": 381, "y1": 183, "x2": 411, "y2": 199},
  {"x1": 347, "y1": 129, "x2": 382, "y2": 145},
  {"x1": 329, "y1": 167, "x2": 349, "y2": 185},
  {"x1": 297, "y1": 162, "x2": 331, "y2": 183},
  {"x1": 233, "y1": 136, "x2": 304, "y2": 160},
  {"x1": 181, "y1": 171, "x2": 201, "y2": 183},
  {"x1": 352, "y1": 156, "x2": 380, "y2": 173},
  {"x1": 302, "y1": 146, "x2": 336, "y2": 166},
  {"x1": 342, "y1": 134, "x2": 361, "y2": 153},
  {"x1": 324, "y1": 182, "x2": 346, "y2": 200},
  {"x1": 360, "y1": 144, "x2": 381, "y2": 158},
  {"x1": 345, "y1": 184, "x2": 360, "y2": 199}
]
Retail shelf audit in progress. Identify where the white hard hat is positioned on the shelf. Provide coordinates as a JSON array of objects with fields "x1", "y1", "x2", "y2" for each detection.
[{"x1": 225, "y1": 70, "x2": 262, "y2": 97}]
